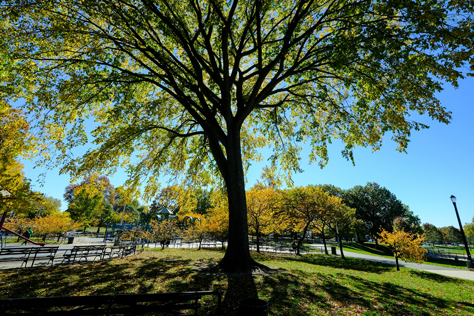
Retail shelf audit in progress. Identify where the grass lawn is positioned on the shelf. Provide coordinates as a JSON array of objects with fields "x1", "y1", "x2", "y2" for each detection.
[
  {"x1": 423, "y1": 245, "x2": 474, "y2": 255},
  {"x1": 1, "y1": 249, "x2": 473, "y2": 315},
  {"x1": 343, "y1": 242, "x2": 394, "y2": 258},
  {"x1": 4, "y1": 237, "x2": 67, "y2": 244},
  {"x1": 343, "y1": 242, "x2": 470, "y2": 270}
]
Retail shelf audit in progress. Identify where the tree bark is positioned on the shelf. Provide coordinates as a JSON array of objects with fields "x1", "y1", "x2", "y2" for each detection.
[
  {"x1": 296, "y1": 222, "x2": 311, "y2": 256},
  {"x1": 321, "y1": 231, "x2": 328, "y2": 255},
  {"x1": 216, "y1": 130, "x2": 259, "y2": 273},
  {"x1": 338, "y1": 235, "x2": 345, "y2": 259},
  {"x1": 256, "y1": 224, "x2": 260, "y2": 253},
  {"x1": 395, "y1": 255, "x2": 400, "y2": 271}
]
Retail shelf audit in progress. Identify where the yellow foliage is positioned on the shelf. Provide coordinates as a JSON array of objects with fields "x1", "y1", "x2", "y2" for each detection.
[
  {"x1": 34, "y1": 214, "x2": 81, "y2": 236},
  {"x1": 145, "y1": 219, "x2": 180, "y2": 248},
  {"x1": 378, "y1": 227, "x2": 427, "y2": 271},
  {"x1": 247, "y1": 187, "x2": 288, "y2": 236},
  {"x1": 3, "y1": 217, "x2": 31, "y2": 234}
]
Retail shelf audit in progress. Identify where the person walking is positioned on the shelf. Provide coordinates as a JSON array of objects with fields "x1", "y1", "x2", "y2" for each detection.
[{"x1": 21, "y1": 229, "x2": 30, "y2": 245}]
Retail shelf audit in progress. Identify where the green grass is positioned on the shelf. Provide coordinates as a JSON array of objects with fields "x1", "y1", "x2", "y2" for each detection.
[
  {"x1": 4, "y1": 237, "x2": 67, "y2": 244},
  {"x1": 342, "y1": 242, "x2": 471, "y2": 270},
  {"x1": 1, "y1": 249, "x2": 473, "y2": 315},
  {"x1": 423, "y1": 245, "x2": 474, "y2": 255},
  {"x1": 342, "y1": 242, "x2": 394, "y2": 258}
]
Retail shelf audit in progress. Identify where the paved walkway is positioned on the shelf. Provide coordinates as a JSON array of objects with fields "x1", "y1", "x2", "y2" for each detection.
[
  {"x1": 309, "y1": 244, "x2": 474, "y2": 282},
  {"x1": 2, "y1": 239, "x2": 474, "y2": 282},
  {"x1": 0, "y1": 237, "x2": 114, "y2": 270}
]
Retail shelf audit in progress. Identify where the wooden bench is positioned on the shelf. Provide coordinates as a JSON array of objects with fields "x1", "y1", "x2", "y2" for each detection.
[
  {"x1": 0, "y1": 291, "x2": 222, "y2": 315},
  {"x1": 103, "y1": 245, "x2": 125, "y2": 260},
  {"x1": 0, "y1": 246, "x2": 58, "y2": 268},
  {"x1": 0, "y1": 247, "x2": 33, "y2": 268},
  {"x1": 27, "y1": 246, "x2": 59, "y2": 267},
  {"x1": 61, "y1": 245, "x2": 106, "y2": 264}
]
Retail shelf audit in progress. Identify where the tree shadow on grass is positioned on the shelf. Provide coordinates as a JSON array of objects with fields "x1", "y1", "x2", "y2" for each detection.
[
  {"x1": 408, "y1": 270, "x2": 463, "y2": 283},
  {"x1": 259, "y1": 270, "x2": 474, "y2": 315},
  {"x1": 285, "y1": 254, "x2": 393, "y2": 274}
]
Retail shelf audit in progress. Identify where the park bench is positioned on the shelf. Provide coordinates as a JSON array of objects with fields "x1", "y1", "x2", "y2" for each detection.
[
  {"x1": 0, "y1": 291, "x2": 222, "y2": 315},
  {"x1": 0, "y1": 246, "x2": 58, "y2": 268},
  {"x1": 27, "y1": 246, "x2": 59, "y2": 267},
  {"x1": 0, "y1": 247, "x2": 32, "y2": 267},
  {"x1": 61, "y1": 245, "x2": 106, "y2": 264},
  {"x1": 103, "y1": 245, "x2": 125, "y2": 260}
]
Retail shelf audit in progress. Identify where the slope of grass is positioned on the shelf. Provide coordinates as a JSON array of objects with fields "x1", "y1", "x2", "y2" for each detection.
[
  {"x1": 342, "y1": 242, "x2": 394, "y2": 257},
  {"x1": 343, "y1": 242, "x2": 470, "y2": 270},
  {"x1": 1, "y1": 249, "x2": 473, "y2": 315}
]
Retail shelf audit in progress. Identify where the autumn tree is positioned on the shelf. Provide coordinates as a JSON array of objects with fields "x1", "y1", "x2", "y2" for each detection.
[
  {"x1": 20, "y1": 195, "x2": 62, "y2": 219},
  {"x1": 246, "y1": 187, "x2": 286, "y2": 252},
  {"x1": 205, "y1": 191, "x2": 230, "y2": 250},
  {"x1": 326, "y1": 205, "x2": 360, "y2": 259},
  {"x1": 464, "y1": 220, "x2": 474, "y2": 245},
  {"x1": 64, "y1": 176, "x2": 118, "y2": 230},
  {"x1": 147, "y1": 219, "x2": 180, "y2": 250},
  {"x1": 283, "y1": 186, "x2": 338, "y2": 255},
  {"x1": 34, "y1": 214, "x2": 81, "y2": 241},
  {"x1": 312, "y1": 185, "x2": 344, "y2": 255},
  {"x1": 182, "y1": 214, "x2": 207, "y2": 250},
  {"x1": 2, "y1": 1, "x2": 473, "y2": 272},
  {"x1": 378, "y1": 228, "x2": 427, "y2": 271},
  {"x1": 0, "y1": 105, "x2": 42, "y2": 213}
]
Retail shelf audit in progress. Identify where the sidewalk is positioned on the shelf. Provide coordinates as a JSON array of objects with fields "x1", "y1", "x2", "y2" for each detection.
[
  {"x1": 0, "y1": 237, "x2": 111, "y2": 270},
  {"x1": 310, "y1": 244, "x2": 474, "y2": 282}
]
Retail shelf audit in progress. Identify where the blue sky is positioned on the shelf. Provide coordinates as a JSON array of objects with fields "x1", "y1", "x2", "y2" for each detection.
[{"x1": 20, "y1": 76, "x2": 474, "y2": 229}]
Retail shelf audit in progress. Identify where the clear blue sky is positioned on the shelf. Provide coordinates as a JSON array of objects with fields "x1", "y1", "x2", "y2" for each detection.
[{"x1": 21, "y1": 76, "x2": 474, "y2": 229}]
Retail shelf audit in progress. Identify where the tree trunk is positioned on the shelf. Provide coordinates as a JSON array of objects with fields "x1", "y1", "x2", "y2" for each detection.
[
  {"x1": 374, "y1": 236, "x2": 379, "y2": 249},
  {"x1": 321, "y1": 231, "x2": 328, "y2": 255},
  {"x1": 338, "y1": 234, "x2": 345, "y2": 259},
  {"x1": 296, "y1": 223, "x2": 311, "y2": 256},
  {"x1": 216, "y1": 130, "x2": 259, "y2": 273},
  {"x1": 256, "y1": 225, "x2": 260, "y2": 253},
  {"x1": 395, "y1": 255, "x2": 400, "y2": 271}
]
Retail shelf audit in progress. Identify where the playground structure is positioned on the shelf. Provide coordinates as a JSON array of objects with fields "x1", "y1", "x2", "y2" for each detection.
[{"x1": 0, "y1": 211, "x2": 46, "y2": 247}]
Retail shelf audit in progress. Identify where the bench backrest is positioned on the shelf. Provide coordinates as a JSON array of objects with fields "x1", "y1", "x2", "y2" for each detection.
[
  {"x1": 33, "y1": 246, "x2": 59, "y2": 254},
  {"x1": 70, "y1": 245, "x2": 105, "y2": 252},
  {"x1": 0, "y1": 248, "x2": 33, "y2": 255},
  {"x1": 0, "y1": 291, "x2": 221, "y2": 315}
]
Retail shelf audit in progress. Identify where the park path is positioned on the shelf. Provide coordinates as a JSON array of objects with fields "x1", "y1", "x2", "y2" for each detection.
[
  {"x1": 2, "y1": 239, "x2": 474, "y2": 282},
  {"x1": 316, "y1": 245, "x2": 474, "y2": 282}
]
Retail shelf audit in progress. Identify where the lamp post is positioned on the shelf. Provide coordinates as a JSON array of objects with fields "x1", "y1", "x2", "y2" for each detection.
[{"x1": 450, "y1": 195, "x2": 472, "y2": 266}]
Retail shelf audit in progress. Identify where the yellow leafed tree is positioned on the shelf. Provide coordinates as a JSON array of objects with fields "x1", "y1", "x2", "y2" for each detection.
[
  {"x1": 146, "y1": 219, "x2": 180, "y2": 250},
  {"x1": 34, "y1": 214, "x2": 81, "y2": 241},
  {"x1": 182, "y1": 213, "x2": 208, "y2": 250},
  {"x1": 205, "y1": 191, "x2": 229, "y2": 250},
  {"x1": 247, "y1": 187, "x2": 288, "y2": 252},
  {"x1": 378, "y1": 228, "x2": 427, "y2": 271}
]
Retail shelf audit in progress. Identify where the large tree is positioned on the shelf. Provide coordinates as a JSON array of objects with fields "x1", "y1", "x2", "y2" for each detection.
[
  {"x1": 1, "y1": 1, "x2": 472, "y2": 272},
  {"x1": 0, "y1": 105, "x2": 43, "y2": 213},
  {"x1": 344, "y1": 182, "x2": 406, "y2": 247}
]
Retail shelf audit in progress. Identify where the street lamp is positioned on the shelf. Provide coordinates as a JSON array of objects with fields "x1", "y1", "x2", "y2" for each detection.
[{"x1": 450, "y1": 195, "x2": 472, "y2": 267}]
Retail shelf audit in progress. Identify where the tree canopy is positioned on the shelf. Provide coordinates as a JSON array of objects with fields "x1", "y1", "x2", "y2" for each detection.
[
  {"x1": 344, "y1": 182, "x2": 406, "y2": 246},
  {"x1": 0, "y1": 105, "x2": 43, "y2": 212},
  {"x1": 1, "y1": 0, "x2": 473, "y2": 272}
]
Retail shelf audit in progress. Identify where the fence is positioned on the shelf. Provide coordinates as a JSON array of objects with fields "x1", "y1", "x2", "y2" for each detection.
[{"x1": 140, "y1": 237, "x2": 326, "y2": 254}]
